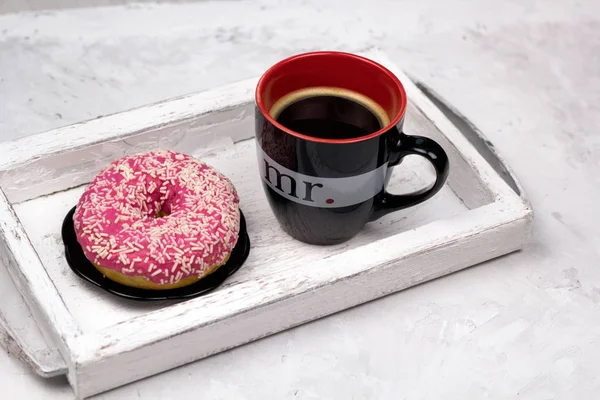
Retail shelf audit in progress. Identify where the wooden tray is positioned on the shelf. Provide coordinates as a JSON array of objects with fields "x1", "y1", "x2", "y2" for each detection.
[{"x1": 0, "y1": 49, "x2": 532, "y2": 398}]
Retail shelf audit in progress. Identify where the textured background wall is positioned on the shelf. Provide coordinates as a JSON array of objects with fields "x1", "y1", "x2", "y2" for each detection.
[
  {"x1": 1, "y1": 1, "x2": 599, "y2": 399},
  {"x1": 0, "y1": 0, "x2": 205, "y2": 14}
]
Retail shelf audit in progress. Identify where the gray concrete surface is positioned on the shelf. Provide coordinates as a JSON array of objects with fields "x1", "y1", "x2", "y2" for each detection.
[{"x1": 1, "y1": 1, "x2": 599, "y2": 399}]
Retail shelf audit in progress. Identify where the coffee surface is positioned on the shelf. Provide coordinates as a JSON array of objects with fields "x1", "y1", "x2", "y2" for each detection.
[{"x1": 270, "y1": 87, "x2": 388, "y2": 140}]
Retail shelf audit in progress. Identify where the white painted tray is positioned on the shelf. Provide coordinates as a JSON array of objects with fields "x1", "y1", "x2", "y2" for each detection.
[{"x1": 0, "y1": 50, "x2": 532, "y2": 398}]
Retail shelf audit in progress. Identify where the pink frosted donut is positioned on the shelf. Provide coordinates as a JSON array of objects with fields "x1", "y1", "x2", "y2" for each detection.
[{"x1": 73, "y1": 150, "x2": 240, "y2": 290}]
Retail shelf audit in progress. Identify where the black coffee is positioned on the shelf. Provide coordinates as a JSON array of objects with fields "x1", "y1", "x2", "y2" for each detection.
[{"x1": 270, "y1": 87, "x2": 388, "y2": 140}]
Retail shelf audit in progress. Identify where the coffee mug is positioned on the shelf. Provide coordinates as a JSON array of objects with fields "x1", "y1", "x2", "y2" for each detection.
[{"x1": 255, "y1": 51, "x2": 449, "y2": 245}]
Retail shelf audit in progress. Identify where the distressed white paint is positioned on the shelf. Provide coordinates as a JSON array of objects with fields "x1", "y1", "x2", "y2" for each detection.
[
  {"x1": 0, "y1": 186, "x2": 78, "y2": 374},
  {"x1": 0, "y1": 49, "x2": 532, "y2": 398},
  {"x1": 0, "y1": 256, "x2": 66, "y2": 377}
]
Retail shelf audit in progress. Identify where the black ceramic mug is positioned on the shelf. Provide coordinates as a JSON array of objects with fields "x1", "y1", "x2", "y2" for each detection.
[{"x1": 255, "y1": 51, "x2": 449, "y2": 245}]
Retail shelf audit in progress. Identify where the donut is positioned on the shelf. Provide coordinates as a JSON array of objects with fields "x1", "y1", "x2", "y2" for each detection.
[{"x1": 72, "y1": 150, "x2": 240, "y2": 290}]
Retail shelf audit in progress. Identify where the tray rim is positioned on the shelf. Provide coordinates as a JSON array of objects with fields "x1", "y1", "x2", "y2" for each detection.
[{"x1": 0, "y1": 49, "x2": 532, "y2": 398}]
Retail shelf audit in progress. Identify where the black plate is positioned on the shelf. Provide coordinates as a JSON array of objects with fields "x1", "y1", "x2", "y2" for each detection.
[{"x1": 61, "y1": 206, "x2": 250, "y2": 301}]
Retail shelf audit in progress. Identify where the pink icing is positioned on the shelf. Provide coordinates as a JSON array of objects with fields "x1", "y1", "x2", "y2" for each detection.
[{"x1": 73, "y1": 150, "x2": 240, "y2": 285}]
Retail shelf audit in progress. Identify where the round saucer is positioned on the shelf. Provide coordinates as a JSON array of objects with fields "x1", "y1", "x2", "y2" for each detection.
[{"x1": 61, "y1": 206, "x2": 250, "y2": 301}]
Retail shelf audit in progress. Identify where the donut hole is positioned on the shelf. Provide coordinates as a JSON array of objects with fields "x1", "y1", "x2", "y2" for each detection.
[
  {"x1": 152, "y1": 194, "x2": 175, "y2": 218},
  {"x1": 154, "y1": 202, "x2": 173, "y2": 218},
  {"x1": 155, "y1": 210, "x2": 170, "y2": 218}
]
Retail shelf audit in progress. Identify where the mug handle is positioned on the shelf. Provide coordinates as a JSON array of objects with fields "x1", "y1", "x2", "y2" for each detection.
[{"x1": 370, "y1": 132, "x2": 450, "y2": 221}]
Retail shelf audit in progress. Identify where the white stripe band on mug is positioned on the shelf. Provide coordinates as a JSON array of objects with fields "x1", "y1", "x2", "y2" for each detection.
[{"x1": 258, "y1": 144, "x2": 388, "y2": 208}]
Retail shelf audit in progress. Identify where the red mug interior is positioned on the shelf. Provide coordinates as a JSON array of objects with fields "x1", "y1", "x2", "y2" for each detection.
[{"x1": 256, "y1": 51, "x2": 407, "y2": 143}]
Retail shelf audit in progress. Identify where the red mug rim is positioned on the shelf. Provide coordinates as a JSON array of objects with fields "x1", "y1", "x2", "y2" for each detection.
[{"x1": 255, "y1": 51, "x2": 407, "y2": 144}]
